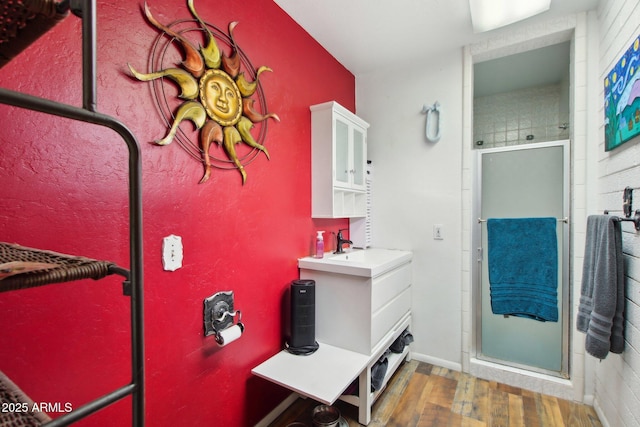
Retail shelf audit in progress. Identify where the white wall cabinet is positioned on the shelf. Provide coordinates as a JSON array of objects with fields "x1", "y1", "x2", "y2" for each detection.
[{"x1": 311, "y1": 101, "x2": 370, "y2": 218}]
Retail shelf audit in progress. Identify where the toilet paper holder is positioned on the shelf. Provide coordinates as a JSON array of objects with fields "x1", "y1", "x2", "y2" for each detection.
[{"x1": 204, "y1": 291, "x2": 245, "y2": 344}]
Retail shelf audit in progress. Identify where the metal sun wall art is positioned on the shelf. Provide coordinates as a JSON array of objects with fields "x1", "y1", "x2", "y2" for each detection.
[
  {"x1": 604, "y1": 34, "x2": 640, "y2": 152},
  {"x1": 129, "y1": 0, "x2": 279, "y2": 184}
]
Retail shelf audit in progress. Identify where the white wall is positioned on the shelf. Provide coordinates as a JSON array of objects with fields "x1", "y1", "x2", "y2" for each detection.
[
  {"x1": 593, "y1": 0, "x2": 640, "y2": 425},
  {"x1": 356, "y1": 4, "x2": 638, "y2": 426},
  {"x1": 356, "y1": 3, "x2": 598, "y2": 401},
  {"x1": 356, "y1": 50, "x2": 463, "y2": 368}
]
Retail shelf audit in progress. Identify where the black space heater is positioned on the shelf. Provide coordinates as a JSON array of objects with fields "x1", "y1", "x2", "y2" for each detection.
[{"x1": 286, "y1": 279, "x2": 319, "y2": 355}]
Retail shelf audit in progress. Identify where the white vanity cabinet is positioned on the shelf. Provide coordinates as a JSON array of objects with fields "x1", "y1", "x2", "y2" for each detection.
[
  {"x1": 310, "y1": 101, "x2": 369, "y2": 218},
  {"x1": 299, "y1": 256, "x2": 412, "y2": 424},
  {"x1": 300, "y1": 261, "x2": 411, "y2": 355},
  {"x1": 252, "y1": 249, "x2": 412, "y2": 426}
]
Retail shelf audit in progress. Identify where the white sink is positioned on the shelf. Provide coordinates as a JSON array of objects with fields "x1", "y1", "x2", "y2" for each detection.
[{"x1": 298, "y1": 248, "x2": 412, "y2": 277}]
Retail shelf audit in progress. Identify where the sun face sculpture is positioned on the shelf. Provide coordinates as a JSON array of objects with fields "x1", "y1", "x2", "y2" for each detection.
[{"x1": 128, "y1": 0, "x2": 279, "y2": 184}]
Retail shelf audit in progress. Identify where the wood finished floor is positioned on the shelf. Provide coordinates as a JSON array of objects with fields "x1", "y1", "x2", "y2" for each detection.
[{"x1": 267, "y1": 361, "x2": 602, "y2": 427}]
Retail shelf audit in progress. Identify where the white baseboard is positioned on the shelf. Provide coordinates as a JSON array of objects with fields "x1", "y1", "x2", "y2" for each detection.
[
  {"x1": 410, "y1": 351, "x2": 463, "y2": 372},
  {"x1": 582, "y1": 394, "x2": 594, "y2": 406},
  {"x1": 592, "y1": 398, "x2": 611, "y2": 427},
  {"x1": 254, "y1": 392, "x2": 299, "y2": 427}
]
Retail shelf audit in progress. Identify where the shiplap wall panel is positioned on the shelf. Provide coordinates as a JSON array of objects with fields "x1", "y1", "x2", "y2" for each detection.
[
  {"x1": 627, "y1": 277, "x2": 640, "y2": 306},
  {"x1": 595, "y1": 0, "x2": 640, "y2": 425}
]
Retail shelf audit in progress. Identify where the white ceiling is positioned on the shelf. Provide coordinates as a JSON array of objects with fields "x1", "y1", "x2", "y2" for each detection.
[{"x1": 273, "y1": 0, "x2": 599, "y2": 76}]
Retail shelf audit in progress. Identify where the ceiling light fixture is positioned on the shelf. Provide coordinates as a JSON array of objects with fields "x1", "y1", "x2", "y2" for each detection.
[{"x1": 469, "y1": 0, "x2": 551, "y2": 33}]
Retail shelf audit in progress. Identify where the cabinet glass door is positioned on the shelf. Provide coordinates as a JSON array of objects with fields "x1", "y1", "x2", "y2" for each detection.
[
  {"x1": 352, "y1": 128, "x2": 365, "y2": 189},
  {"x1": 335, "y1": 118, "x2": 350, "y2": 187}
]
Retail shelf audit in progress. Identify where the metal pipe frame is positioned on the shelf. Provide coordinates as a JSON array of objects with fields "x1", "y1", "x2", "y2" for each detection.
[{"x1": 0, "y1": 0, "x2": 144, "y2": 425}]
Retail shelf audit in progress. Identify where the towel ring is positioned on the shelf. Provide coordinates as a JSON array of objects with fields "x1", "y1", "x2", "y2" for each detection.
[{"x1": 421, "y1": 101, "x2": 441, "y2": 143}]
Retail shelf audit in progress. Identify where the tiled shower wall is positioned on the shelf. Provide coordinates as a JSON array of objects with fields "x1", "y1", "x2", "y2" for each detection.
[{"x1": 473, "y1": 84, "x2": 570, "y2": 149}]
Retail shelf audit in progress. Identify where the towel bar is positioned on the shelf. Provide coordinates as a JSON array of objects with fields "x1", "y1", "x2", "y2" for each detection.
[
  {"x1": 604, "y1": 210, "x2": 640, "y2": 231},
  {"x1": 477, "y1": 217, "x2": 568, "y2": 223}
]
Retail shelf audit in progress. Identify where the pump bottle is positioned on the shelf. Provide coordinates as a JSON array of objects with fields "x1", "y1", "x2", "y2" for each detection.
[{"x1": 315, "y1": 231, "x2": 325, "y2": 258}]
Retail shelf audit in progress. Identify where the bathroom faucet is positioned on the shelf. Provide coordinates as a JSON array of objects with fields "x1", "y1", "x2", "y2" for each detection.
[{"x1": 334, "y1": 229, "x2": 352, "y2": 254}]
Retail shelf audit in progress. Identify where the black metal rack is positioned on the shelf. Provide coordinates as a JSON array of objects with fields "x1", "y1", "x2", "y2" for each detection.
[{"x1": 0, "y1": 0, "x2": 144, "y2": 425}]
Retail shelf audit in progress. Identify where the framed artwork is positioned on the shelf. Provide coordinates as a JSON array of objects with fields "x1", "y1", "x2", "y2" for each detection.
[{"x1": 604, "y1": 35, "x2": 640, "y2": 151}]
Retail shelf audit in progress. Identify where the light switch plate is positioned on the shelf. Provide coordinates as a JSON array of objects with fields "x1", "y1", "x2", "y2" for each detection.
[
  {"x1": 433, "y1": 224, "x2": 444, "y2": 240},
  {"x1": 162, "y1": 234, "x2": 183, "y2": 271}
]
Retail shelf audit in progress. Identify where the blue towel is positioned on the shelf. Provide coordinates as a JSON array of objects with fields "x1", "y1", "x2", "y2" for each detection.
[{"x1": 487, "y1": 217, "x2": 559, "y2": 322}]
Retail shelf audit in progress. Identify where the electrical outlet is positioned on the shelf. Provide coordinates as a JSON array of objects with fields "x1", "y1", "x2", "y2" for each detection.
[
  {"x1": 162, "y1": 234, "x2": 183, "y2": 271},
  {"x1": 433, "y1": 224, "x2": 444, "y2": 240}
]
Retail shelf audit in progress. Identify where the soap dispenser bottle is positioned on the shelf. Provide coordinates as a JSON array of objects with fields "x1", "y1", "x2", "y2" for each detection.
[{"x1": 315, "y1": 231, "x2": 325, "y2": 258}]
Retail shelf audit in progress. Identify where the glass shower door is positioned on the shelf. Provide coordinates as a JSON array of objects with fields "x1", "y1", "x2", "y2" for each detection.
[{"x1": 477, "y1": 141, "x2": 569, "y2": 375}]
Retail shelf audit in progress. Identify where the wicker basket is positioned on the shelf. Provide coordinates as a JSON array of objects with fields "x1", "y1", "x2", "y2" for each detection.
[
  {"x1": 0, "y1": 371, "x2": 52, "y2": 427},
  {"x1": 0, "y1": 0, "x2": 69, "y2": 68}
]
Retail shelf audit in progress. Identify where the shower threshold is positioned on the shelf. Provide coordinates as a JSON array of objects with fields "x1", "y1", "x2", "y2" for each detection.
[{"x1": 469, "y1": 357, "x2": 574, "y2": 401}]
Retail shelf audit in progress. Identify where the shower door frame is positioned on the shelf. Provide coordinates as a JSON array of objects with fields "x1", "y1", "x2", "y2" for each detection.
[{"x1": 472, "y1": 139, "x2": 570, "y2": 378}]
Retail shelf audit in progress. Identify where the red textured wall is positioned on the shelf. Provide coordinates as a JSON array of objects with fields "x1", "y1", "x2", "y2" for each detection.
[{"x1": 0, "y1": 1, "x2": 353, "y2": 425}]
